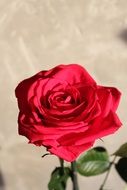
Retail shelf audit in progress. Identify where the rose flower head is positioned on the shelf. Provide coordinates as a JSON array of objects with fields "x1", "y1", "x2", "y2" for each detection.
[{"x1": 15, "y1": 64, "x2": 122, "y2": 162}]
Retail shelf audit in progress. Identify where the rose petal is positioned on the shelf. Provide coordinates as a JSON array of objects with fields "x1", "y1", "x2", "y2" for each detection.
[
  {"x1": 97, "y1": 86, "x2": 121, "y2": 117},
  {"x1": 58, "y1": 111, "x2": 122, "y2": 146},
  {"x1": 15, "y1": 74, "x2": 39, "y2": 113},
  {"x1": 48, "y1": 141, "x2": 94, "y2": 162},
  {"x1": 19, "y1": 113, "x2": 89, "y2": 139},
  {"x1": 42, "y1": 64, "x2": 96, "y2": 85}
]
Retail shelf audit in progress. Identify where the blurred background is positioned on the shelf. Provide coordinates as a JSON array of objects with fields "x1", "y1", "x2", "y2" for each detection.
[{"x1": 0, "y1": 0, "x2": 127, "y2": 189}]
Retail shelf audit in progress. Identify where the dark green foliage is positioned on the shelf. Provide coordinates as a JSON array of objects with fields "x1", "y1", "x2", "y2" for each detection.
[{"x1": 48, "y1": 167, "x2": 71, "y2": 190}]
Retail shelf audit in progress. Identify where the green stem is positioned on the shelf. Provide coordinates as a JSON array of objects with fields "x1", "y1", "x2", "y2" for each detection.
[
  {"x1": 71, "y1": 161, "x2": 79, "y2": 190},
  {"x1": 99, "y1": 156, "x2": 117, "y2": 190},
  {"x1": 59, "y1": 158, "x2": 64, "y2": 175}
]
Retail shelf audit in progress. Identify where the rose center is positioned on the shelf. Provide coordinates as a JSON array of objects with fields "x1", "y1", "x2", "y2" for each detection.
[
  {"x1": 47, "y1": 90, "x2": 76, "y2": 110},
  {"x1": 55, "y1": 94, "x2": 72, "y2": 103}
]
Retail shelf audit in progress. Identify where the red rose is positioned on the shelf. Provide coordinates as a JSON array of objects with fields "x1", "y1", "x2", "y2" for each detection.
[{"x1": 15, "y1": 64, "x2": 122, "y2": 162}]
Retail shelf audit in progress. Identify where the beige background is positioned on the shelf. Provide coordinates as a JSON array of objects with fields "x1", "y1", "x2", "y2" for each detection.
[{"x1": 0, "y1": 0, "x2": 127, "y2": 189}]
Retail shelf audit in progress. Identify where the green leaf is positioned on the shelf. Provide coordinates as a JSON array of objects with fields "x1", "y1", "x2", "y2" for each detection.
[
  {"x1": 77, "y1": 147, "x2": 110, "y2": 176},
  {"x1": 48, "y1": 167, "x2": 71, "y2": 190},
  {"x1": 115, "y1": 157, "x2": 127, "y2": 182},
  {"x1": 113, "y1": 143, "x2": 127, "y2": 157}
]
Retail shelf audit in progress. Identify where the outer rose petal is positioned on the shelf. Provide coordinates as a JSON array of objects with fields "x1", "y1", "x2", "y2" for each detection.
[
  {"x1": 42, "y1": 64, "x2": 96, "y2": 85},
  {"x1": 15, "y1": 74, "x2": 39, "y2": 113},
  {"x1": 83, "y1": 111, "x2": 122, "y2": 143},
  {"x1": 57, "y1": 111, "x2": 122, "y2": 146},
  {"x1": 19, "y1": 113, "x2": 89, "y2": 141},
  {"x1": 97, "y1": 86, "x2": 121, "y2": 117},
  {"x1": 48, "y1": 141, "x2": 94, "y2": 162}
]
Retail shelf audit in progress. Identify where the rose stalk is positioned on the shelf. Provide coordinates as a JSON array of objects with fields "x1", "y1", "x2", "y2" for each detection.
[
  {"x1": 15, "y1": 64, "x2": 122, "y2": 189},
  {"x1": 71, "y1": 161, "x2": 79, "y2": 190}
]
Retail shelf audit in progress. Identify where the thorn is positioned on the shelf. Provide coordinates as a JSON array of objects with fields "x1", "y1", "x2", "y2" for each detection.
[
  {"x1": 99, "y1": 138, "x2": 104, "y2": 142},
  {"x1": 41, "y1": 153, "x2": 51, "y2": 158}
]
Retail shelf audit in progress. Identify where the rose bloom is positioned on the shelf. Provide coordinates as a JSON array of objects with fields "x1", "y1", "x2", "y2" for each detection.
[{"x1": 15, "y1": 64, "x2": 122, "y2": 162}]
